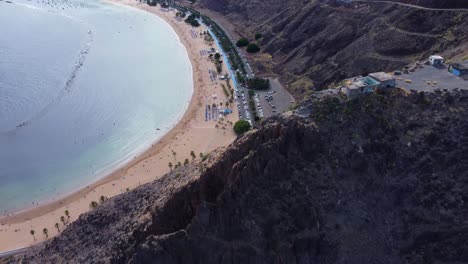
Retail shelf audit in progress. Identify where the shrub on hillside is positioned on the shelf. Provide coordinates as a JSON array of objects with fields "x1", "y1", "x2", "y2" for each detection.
[
  {"x1": 246, "y1": 43, "x2": 260, "y2": 53},
  {"x1": 233, "y1": 120, "x2": 251, "y2": 135},
  {"x1": 236, "y1": 38, "x2": 250, "y2": 47}
]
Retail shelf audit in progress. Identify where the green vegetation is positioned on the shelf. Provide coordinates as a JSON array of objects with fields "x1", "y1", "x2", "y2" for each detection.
[
  {"x1": 185, "y1": 14, "x2": 200, "y2": 27},
  {"x1": 233, "y1": 120, "x2": 251, "y2": 135},
  {"x1": 246, "y1": 43, "x2": 260, "y2": 53},
  {"x1": 89, "y1": 201, "x2": 99, "y2": 209},
  {"x1": 236, "y1": 38, "x2": 249, "y2": 47},
  {"x1": 211, "y1": 52, "x2": 223, "y2": 73},
  {"x1": 221, "y1": 84, "x2": 230, "y2": 97},
  {"x1": 255, "y1": 33, "x2": 263, "y2": 40},
  {"x1": 248, "y1": 90, "x2": 260, "y2": 121},
  {"x1": 146, "y1": 0, "x2": 157, "y2": 6},
  {"x1": 201, "y1": 153, "x2": 209, "y2": 161},
  {"x1": 246, "y1": 77, "x2": 270, "y2": 90},
  {"x1": 200, "y1": 14, "x2": 246, "y2": 75},
  {"x1": 99, "y1": 195, "x2": 108, "y2": 204},
  {"x1": 175, "y1": 11, "x2": 186, "y2": 19},
  {"x1": 150, "y1": 2, "x2": 248, "y2": 79}
]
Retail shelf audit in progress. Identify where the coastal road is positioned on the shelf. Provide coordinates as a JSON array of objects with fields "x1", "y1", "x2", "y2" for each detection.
[
  {"x1": 0, "y1": 243, "x2": 42, "y2": 259},
  {"x1": 354, "y1": 0, "x2": 468, "y2": 12}
]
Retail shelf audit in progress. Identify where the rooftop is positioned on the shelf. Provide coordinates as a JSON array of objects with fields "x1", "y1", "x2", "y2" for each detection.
[
  {"x1": 369, "y1": 72, "x2": 394, "y2": 82},
  {"x1": 452, "y1": 61, "x2": 468, "y2": 70},
  {"x1": 353, "y1": 76, "x2": 380, "y2": 86},
  {"x1": 430, "y1": 55, "x2": 444, "y2": 60}
]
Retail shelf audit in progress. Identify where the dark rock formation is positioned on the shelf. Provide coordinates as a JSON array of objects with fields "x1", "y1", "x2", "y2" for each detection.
[
  {"x1": 196, "y1": 0, "x2": 468, "y2": 96},
  {"x1": 7, "y1": 90, "x2": 468, "y2": 263}
]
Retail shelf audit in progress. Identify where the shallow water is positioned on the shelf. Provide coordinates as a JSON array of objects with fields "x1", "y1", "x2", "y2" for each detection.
[{"x1": 0, "y1": 0, "x2": 193, "y2": 212}]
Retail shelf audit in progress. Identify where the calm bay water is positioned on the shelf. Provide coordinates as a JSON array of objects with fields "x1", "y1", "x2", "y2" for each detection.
[{"x1": 0, "y1": 0, "x2": 193, "y2": 212}]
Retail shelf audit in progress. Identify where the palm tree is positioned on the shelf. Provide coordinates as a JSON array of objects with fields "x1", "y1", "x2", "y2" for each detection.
[
  {"x1": 190, "y1": 150, "x2": 196, "y2": 160},
  {"x1": 60, "y1": 215, "x2": 66, "y2": 225},
  {"x1": 184, "y1": 159, "x2": 189, "y2": 166},
  {"x1": 168, "y1": 162, "x2": 173, "y2": 171},
  {"x1": 177, "y1": 161, "x2": 182, "y2": 167},
  {"x1": 99, "y1": 195, "x2": 108, "y2": 204},
  {"x1": 64, "y1": 210, "x2": 70, "y2": 220},
  {"x1": 89, "y1": 201, "x2": 98, "y2": 209},
  {"x1": 43, "y1": 228, "x2": 49, "y2": 239},
  {"x1": 30, "y1": 230, "x2": 36, "y2": 241},
  {"x1": 55, "y1": 223, "x2": 60, "y2": 233}
]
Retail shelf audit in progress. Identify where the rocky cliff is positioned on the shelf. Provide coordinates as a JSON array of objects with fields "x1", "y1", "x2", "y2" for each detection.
[
  {"x1": 7, "y1": 89, "x2": 468, "y2": 263},
  {"x1": 196, "y1": 0, "x2": 468, "y2": 96}
]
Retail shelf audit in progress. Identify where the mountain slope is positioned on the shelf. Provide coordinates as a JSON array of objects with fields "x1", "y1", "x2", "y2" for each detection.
[
  {"x1": 8, "y1": 90, "x2": 468, "y2": 263},
  {"x1": 196, "y1": 0, "x2": 468, "y2": 96},
  {"x1": 376, "y1": 0, "x2": 468, "y2": 8}
]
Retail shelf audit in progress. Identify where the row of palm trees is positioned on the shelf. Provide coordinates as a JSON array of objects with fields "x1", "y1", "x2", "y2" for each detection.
[
  {"x1": 30, "y1": 210, "x2": 70, "y2": 241},
  {"x1": 89, "y1": 195, "x2": 108, "y2": 209},
  {"x1": 168, "y1": 150, "x2": 204, "y2": 171}
]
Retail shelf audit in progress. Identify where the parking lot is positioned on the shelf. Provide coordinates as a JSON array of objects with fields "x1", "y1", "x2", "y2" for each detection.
[
  {"x1": 233, "y1": 77, "x2": 295, "y2": 125},
  {"x1": 256, "y1": 78, "x2": 295, "y2": 118},
  {"x1": 396, "y1": 64, "x2": 468, "y2": 92}
]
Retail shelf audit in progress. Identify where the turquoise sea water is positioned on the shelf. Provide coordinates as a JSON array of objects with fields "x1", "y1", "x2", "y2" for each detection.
[{"x1": 0, "y1": 0, "x2": 193, "y2": 213}]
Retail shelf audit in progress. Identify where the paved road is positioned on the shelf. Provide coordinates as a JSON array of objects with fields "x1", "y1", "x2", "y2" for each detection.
[
  {"x1": 354, "y1": 0, "x2": 468, "y2": 12},
  {"x1": 210, "y1": 21, "x2": 255, "y2": 77},
  {"x1": 395, "y1": 64, "x2": 468, "y2": 92},
  {"x1": 0, "y1": 243, "x2": 42, "y2": 259}
]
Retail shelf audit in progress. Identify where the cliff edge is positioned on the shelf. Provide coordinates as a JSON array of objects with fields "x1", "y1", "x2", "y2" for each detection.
[{"x1": 6, "y1": 89, "x2": 468, "y2": 263}]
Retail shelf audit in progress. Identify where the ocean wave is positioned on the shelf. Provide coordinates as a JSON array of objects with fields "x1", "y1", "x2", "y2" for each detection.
[{"x1": 4, "y1": 29, "x2": 94, "y2": 133}]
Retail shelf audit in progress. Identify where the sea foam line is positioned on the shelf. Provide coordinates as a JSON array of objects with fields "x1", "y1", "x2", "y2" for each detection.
[
  {"x1": 10, "y1": 29, "x2": 94, "y2": 131},
  {"x1": 0, "y1": 0, "x2": 95, "y2": 133}
]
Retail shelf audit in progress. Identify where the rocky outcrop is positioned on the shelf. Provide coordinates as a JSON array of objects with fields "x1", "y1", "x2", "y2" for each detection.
[
  {"x1": 196, "y1": 0, "x2": 468, "y2": 96},
  {"x1": 8, "y1": 90, "x2": 468, "y2": 263}
]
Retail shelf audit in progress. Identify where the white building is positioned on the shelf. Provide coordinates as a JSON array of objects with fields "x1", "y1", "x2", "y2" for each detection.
[{"x1": 429, "y1": 55, "x2": 444, "y2": 66}]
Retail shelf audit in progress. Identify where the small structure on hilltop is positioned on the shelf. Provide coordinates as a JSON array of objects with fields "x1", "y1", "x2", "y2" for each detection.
[
  {"x1": 341, "y1": 72, "x2": 395, "y2": 98},
  {"x1": 369, "y1": 72, "x2": 396, "y2": 88},
  {"x1": 448, "y1": 62, "x2": 468, "y2": 79},
  {"x1": 429, "y1": 55, "x2": 444, "y2": 66}
]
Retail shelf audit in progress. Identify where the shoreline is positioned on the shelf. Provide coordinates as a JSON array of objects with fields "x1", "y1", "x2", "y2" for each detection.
[
  {"x1": 0, "y1": 1, "x2": 195, "y2": 225},
  {"x1": 0, "y1": 0, "x2": 238, "y2": 252}
]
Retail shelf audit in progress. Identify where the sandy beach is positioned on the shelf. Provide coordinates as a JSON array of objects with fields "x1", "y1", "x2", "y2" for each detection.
[{"x1": 0, "y1": 0, "x2": 238, "y2": 253}]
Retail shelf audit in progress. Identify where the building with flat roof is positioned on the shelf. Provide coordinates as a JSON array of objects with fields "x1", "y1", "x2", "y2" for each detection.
[
  {"x1": 342, "y1": 72, "x2": 395, "y2": 98},
  {"x1": 448, "y1": 62, "x2": 468, "y2": 79},
  {"x1": 369, "y1": 72, "x2": 396, "y2": 88},
  {"x1": 429, "y1": 55, "x2": 444, "y2": 66}
]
